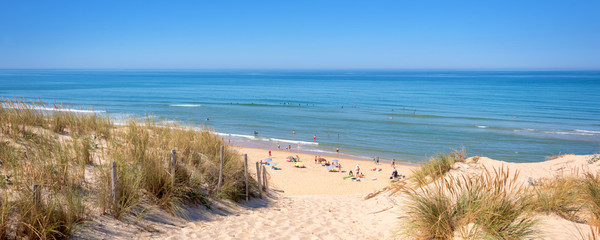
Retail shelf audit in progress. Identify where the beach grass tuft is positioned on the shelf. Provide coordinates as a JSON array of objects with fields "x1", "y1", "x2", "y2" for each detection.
[
  {"x1": 582, "y1": 172, "x2": 600, "y2": 236},
  {"x1": 532, "y1": 176, "x2": 584, "y2": 221},
  {"x1": 411, "y1": 148, "x2": 466, "y2": 186},
  {"x1": 403, "y1": 163, "x2": 538, "y2": 239}
]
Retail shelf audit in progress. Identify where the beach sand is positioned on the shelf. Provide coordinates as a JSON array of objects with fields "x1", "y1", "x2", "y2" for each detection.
[
  {"x1": 74, "y1": 147, "x2": 597, "y2": 240},
  {"x1": 160, "y1": 150, "x2": 597, "y2": 240},
  {"x1": 235, "y1": 147, "x2": 418, "y2": 196},
  {"x1": 161, "y1": 147, "x2": 416, "y2": 240}
]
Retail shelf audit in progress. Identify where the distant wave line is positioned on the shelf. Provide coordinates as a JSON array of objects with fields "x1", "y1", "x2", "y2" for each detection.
[
  {"x1": 2, "y1": 104, "x2": 105, "y2": 114},
  {"x1": 215, "y1": 132, "x2": 319, "y2": 145},
  {"x1": 170, "y1": 104, "x2": 201, "y2": 107}
]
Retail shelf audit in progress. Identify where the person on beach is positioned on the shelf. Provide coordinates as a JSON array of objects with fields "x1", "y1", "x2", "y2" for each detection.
[
  {"x1": 315, "y1": 156, "x2": 318, "y2": 164},
  {"x1": 278, "y1": 144, "x2": 280, "y2": 150},
  {"x1": 269, "y1": 150, "x2": 271, "y2": 156},
  {"x1": 355, "y1": 164, "x2": 360, "y2": 174},
  {"x1": 338, "y1": 163, "x2": 342, "y2": 172},
  {"x1": 288, "y1": 145, "x2": 291, "y2": 151},
  {"x1": 376, "y1": 157, "x2": 379, "y2": 165},
  {"x1": 391, "y1": 159, "x2": 395, "y2": 168},
  {"x1": 391, "y1": 168, "x2": 398, "y2": 179},
  {"x1": 349, "y1": 170, "x2": 353, "y2": 176}
]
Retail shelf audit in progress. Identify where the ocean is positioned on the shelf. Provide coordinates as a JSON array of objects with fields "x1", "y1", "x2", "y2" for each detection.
[{"x1": 1, "y1": 69, "x2": 599, "y2": 163}]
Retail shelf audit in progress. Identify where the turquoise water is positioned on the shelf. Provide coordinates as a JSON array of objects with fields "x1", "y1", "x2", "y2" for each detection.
[{"x1": 1, "y1": 70, "x2": 599, "y2": 163}]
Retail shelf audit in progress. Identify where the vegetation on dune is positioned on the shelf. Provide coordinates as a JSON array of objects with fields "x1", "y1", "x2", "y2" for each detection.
[
  {"x1": 410, "y1": 148, "x2": 466, "y2": 186},
  {"x1": 403, "y1": 149, "x2": 600, "y2": 239},
  {"x1": 403, "y1": 164, "x2": 537, "y2": 240},
  {"x1": 0, "y1": 98, "x2": 254, "y2": 239},
  {"x1": 582, "y1": 172, "x2": 600, "y2": 238}
]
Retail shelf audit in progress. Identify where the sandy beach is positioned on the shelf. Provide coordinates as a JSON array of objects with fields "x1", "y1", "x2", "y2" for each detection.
[
  {"x1": 157, "y1": 148, "x2": 598, "y2": 240},
  {"x1": 234, "y1": 147, "x2": 418, "y2": 196},
  {"x1": 163, "y1": 147, "x2": 416, "y2": 240}
]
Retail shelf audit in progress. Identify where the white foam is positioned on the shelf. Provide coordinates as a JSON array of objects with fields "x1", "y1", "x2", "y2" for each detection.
[
  {"x1": 215, "y1": 132, "x2": 318, "y2": 145},
  {"x1": 2, "y1": 104, "x2": 105, "y2": 113},
  {"x1": 170, "y1": 104, "x2": 201, "y2": 107},
  {"x1": 514, "y1": 128, "x2": 535, "y2": 132},
  {"x1": 575, "y1": 129, "x2": 600, "y2": 135},
  {"x1": 542, "y1": 130, "x2": 599, "y2": 136},
  {"x1": 476, "y1": 125, "x2": 487, "y2": 128}
]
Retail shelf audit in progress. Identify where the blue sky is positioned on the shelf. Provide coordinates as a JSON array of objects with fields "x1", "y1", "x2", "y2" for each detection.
[{"x1": 1, "y1": 1, "x2": 599, "y2": 69}]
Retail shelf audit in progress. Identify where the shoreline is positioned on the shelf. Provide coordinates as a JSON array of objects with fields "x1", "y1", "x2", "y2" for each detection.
[{"x1": 223, "y1": 133, "x2": 425, "y2": 167}]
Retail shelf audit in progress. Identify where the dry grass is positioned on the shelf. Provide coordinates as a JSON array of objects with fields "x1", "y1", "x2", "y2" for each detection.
[
  {"x1": 532, "y1": 176, "x2": 584, "y2": 222},
  {"x1": 402, "y1": 166, "x2": 538, "y2": 239},
  {"x1": 411, "y1": 148, "x2": 466, "y2": 186},
  {"x1": 582, "y1": 172, "x2": 600, "y2": 238},
  {"x1": 0, "y1": 98, "x2": 254, "y2": 239}
]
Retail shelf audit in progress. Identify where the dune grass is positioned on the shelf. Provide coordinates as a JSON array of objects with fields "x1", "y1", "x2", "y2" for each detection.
[
  {"x1": 411, "y1": 148, "x2": 466, "y2": 186},
  {"x1": 0, "y1": 98, "x2": 254, "y2": 239},
  {"x1": 404, "y1": 149, "x2": 600, "y2": 239},
  {"x1": 403, "y1": 165, "x2": 538, "y2": 239},
  {"x1": 582, "y1": 172, "x2": 600, "y2": 238},
  {"x1": 531, "y1": 176, "x2": 584, "y2": 222}
]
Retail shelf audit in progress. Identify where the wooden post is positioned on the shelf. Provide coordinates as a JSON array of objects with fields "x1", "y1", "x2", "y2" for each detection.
[
  {"x1": 262, "y1": 165, "x2": 268, "y2": 193},
  {"x1": 111, "y1": 161, "x2": 119, "y2": 211},
  {"x1": 171, "y1": 149, "x2": 177, "y2": 186},
  {"x1": 217, "y1": 145, "x2": 224, "y2": 192},
  {"x1": 256, "y1": 162, "x2": 262, "y2": 199},
  {"x1": 33, "y1": 184, "x2": 41, "y2": 205},
  {"x1": 244, "y1": 154, "x2": 249, "y2": 201}
]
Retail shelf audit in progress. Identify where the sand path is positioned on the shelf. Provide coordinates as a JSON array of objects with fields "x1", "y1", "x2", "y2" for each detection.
[
  {"x1": 163, "y1": 147, "x2": 408, "y2": 240},
  {"x1": 165, "y1": 193, "x2": 401, "y2": 240}
]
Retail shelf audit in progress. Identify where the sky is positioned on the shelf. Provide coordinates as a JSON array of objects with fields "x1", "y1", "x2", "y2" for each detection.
[{"x1": 0, "y1": 1, "x2": 599, "y2": 69}]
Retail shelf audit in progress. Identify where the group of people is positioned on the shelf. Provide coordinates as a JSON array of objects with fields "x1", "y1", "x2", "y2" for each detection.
[
  {"x1": 315, "y1": 156, "x2": 343, "y2": 172},
  {"x1": 277, "y1": 144, "x2": 294, "y2": 151},
  {"x1": 372, "y1": 157, "x2": 397, "y2": 168}
]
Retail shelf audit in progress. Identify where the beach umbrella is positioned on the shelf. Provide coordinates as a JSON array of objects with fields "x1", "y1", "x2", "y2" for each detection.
[
  {"x1": 264, "y1": 158, "x2": 272, "y2": 163},
  {"x1": 332, "y1": 159, "x2": 339, "y2": 163},
  {"x1": 327, "y1": 165, "x2": 336, "y2": 171}
]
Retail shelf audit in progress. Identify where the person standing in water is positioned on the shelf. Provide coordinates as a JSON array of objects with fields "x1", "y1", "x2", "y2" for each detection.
[
  {"x1": 313, "y1": 135, "x2": 316, "y2": 141},
  {"x1": 336, "y1": 147, "x2": 339, "y2": 157}
]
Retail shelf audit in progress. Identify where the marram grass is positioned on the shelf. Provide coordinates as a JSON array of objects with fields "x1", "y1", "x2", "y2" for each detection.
[
  {"x1": 403, "y1": 160, "x2": 538, "y2": 239},
  {"x1": 0, "y1": 98, "x2": 254, "y2": 239}
]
